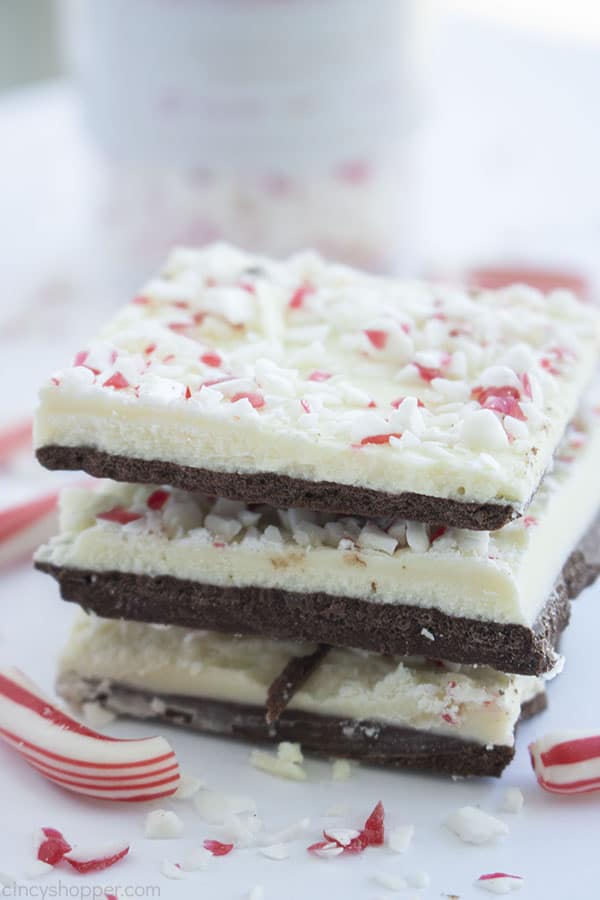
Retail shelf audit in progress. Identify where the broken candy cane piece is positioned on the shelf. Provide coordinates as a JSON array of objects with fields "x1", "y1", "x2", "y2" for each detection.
[
  {"x1": 203, "y1": 840, "x2": 234, "y2": 856},
  {"x1": 36, "y1": 827, "x2": 72, "y2": 865},
  {"x1": 477, "y1": 873, "x2": 523, "y2": 894},
  {"x1": 529, "y1": 731, "x2": 600, "y2": 794},
  {"x1": 0, "y1": 667, "x2": 180, "y2": 801},
  {"x1": 0, "y1": 492, "x2": 58, "y2": 569},
  {"x1": 307, "y1": 801, "x2": 385, "y2": 857},
  {"x1": 0, "y1": 419, "x2": 32, "y2": 463},
  {"x1": 307, "y1": 841, "x2": 344, "y2": 858},
  {"x1": 64, "y1": 841, "x2": 130, "y2": 874},
  {"x1": 145, "y1": 809, "x2": 184, "y2": 839}
]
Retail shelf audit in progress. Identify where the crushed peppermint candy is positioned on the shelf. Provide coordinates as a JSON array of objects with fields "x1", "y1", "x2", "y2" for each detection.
[
  {"x1": 203, "y1": 840, "x2": 234, "y2": 856},
  {"x1": 97, "y1": 507, "x2": 143, "y2": 525},
  {"x1": 259, "y1": 843, "x2": 290, "y2": 861},
  {"x1": 499, "y1": 787, "x2": 524, "y2": 814},
  {"x1": 161, "y1": 859, "x2": 187, "y2": 880},
  {"x1": 387, "y1": 824, "x2": 414, "y2": 853},
  {"x1": 445, "y1": 806, "x2": 509, "y2": 845},
  {"x1": 477, "y1": 873, "x2": 523, "y2": 894},
  {"x1": 194, "y1": 789, "x2": 256, "y2": 824},
  {"x1": 36, "y1": 827, "x2": 72, "y2": 866},
  {"x1": 145, "y1": 809, "x2": 184, "y2": 839},
  {"x1": 63, "y1": 842, "x2": 130, "y2": 874}
]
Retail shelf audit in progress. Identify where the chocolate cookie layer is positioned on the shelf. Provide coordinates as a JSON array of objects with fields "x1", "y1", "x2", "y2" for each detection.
[
  {"x1": 36, "y1": 445, "x2": 516, "y2": 530},
  {"x1": 56, "y1": 674, "x2": 546, "y2": 778},
  {"x1": 37, "y1": 560, "x2": 569, "y2": 675}
]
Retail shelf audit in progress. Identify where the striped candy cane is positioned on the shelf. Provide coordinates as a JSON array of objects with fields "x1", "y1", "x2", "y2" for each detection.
[
  {"x1": 0, "y1": 668, "x2": 180, "y2": 801},
  {"x1": 529, "y1": 732, "x2": 600, "y2": 795}
]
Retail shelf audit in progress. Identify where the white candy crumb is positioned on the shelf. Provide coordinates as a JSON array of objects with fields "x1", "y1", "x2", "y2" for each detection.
[
  {"x1": 500, "y1": 787, "x2": 524, "y2": 814},
  {"x1": 445, "y1": 806, "x2": 509, "y2": 844},
  {"x1": 219, "y1": 812, "x2": 263, "y2": 847},
  {"x1": 387, "y1": 824, "x2": 414, "y2": 853},
  {"x1": 373, "y1": 872, "x2": 407, "y2": 891},
  {"x1": 24, "y1": 861, "x2": 53, "y2": 879},
  {"x1": 277, "y1": 741, "x2": 303, "y2": 764},
  {"x1": 407, "y1": 871, "x2": 430, "y2": 888},
  {"x1": 421, "y1": 627, "x2": 435, "y2": 641},
  {"x1": 81, "y1": 701, "x2": 116, "y2": 728},
  {"x1": 180, "y1": 847, "x2": 212, "y2": 871},
  {"x1": 194, "y1": 789, "x2": 256, "y2": 824},
  {"x1": 145, "y1": 809, "x2": 184, "y2": 839},
  {"x1": 332, "y1": 759, "x2": 353, "y2": 781},
  {"x1": 259, "y1": 843, "x2": 290, "y2": 861},
  {"x1": 311, "y1": 842, "x2": 344, "y2": 858},
  {"x1": 173, "y1": 772, "x2": 205, "y2": 800},
  {"x1": 250, "y1": 749, "x2": 307, "y2": 781},
  {"x1": 248, "y1": 885, "x2": 265, "y2": 900},
  {"x1": 478, "y1": 874, "x2": 523, "y2": 894},
  {"x1": 160, "y1": 859, "x2": 187, "y2": 880}
]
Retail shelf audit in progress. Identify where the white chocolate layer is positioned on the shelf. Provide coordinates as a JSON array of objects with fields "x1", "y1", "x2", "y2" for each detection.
[
  {"x1": 35, "y1": 244, "x2": 600, "y2": 509},
  {"x1": 36, "y1": 392, "x2": 600, "y2": 627},
  {"x1": 59, "y1": 613, "x2": 543, "y2": 748}
]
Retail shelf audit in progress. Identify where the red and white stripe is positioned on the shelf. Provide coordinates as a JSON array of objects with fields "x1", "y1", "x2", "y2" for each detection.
[
  {"x1": 0, "y1": 492, "x2": 59, "y2": 570},
  {"x1": 0, "y1": 668, "x2": 180, "y2": 801},
  {"x1": 0, "y1": 419, "x2": 33, "y2": 465},
  {"x1": 529, "y1": 731, "x2": 600, "y2": 795}
]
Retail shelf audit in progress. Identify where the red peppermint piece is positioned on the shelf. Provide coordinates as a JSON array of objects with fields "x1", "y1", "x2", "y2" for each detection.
[
  {"x1": 147, "y1": 490, "x2": 169, "y2": 511},
  {"x1": 97, "y1": 507, "x2": 143, "y2": 525},
  {"x1": 144, "y1": 343, "x2": 156, "y2": 355},
  {"x1": 73, "y1": 350, "x2": 88, "y2": 367},
  {"x1": 184, "y1": 386, "x2": 192, "y2": 400},
  {"x1": 442, "y1": 712, "x2": 456, "y2": 725},
  {"x1": 132, "y1": 295, "x2": 150, "y2": 305},
  {"x1": 540, "y1": 357, "x2": 560, "y2": 376},
  {"x1": 239, "y1": 282, "x2": 255, "y2": 295},
  {"x1": 483, "y1": 395, "x2": 526, "y2": 420},
  {"x1": 524, "y1": 516, "x2": 538, "y2": 528},
  {"x1": 169, "y1": 322, "x2": 195, "y2": 335},
  {"x1": 193, "y1": 311, "x2": 206, "y2": 326},
  {"x1": 230, "y1": 392, "x2": 265, "y2": 410},
  {"x1": 200, "y1": 351, "x2": 222, "y2": 368},
  {"x1": 360, "y1": 433, "x2": 402, "y2": 446},
  {"x1": 521, "y1": 372, "x2": 533, "y2": 399},
  {"x1": 203, "y1": 840, "x2": 233, "y2": 857},
  {"x1": 364, "y1": 329, "x2": 388, "y2": 350},
  {"x1": 308, "y1": 371, "x2": 332, "y2": 382},
  {"x1": 300, "y1": 399, "x2": 311, "y2": 414},
  {"x1": 37, "y1": 827, "x2": 72, "y2": 866},
  {"x1": 289, "y1": 284, "x2": 314, "y2": 310},
  {"x1": 472, "y1": 385, "x2": 520, "y2": 404},
  {"x1": 172, "y1": 300, "x2": 189, "y2": 309},
  {"x1": 413, "y1": 355, "x2": 450, "y2": 383},
  {"x1": 479, "y1": 873, "x2": 523, "y2": 882},
  {"x1": 64, "y1": 841, "x2": 129, "y2": 874},
  {"x1": 361, "y1": 801, "x2": 385, "y2": 846},
  {"x1": 103, "y1": 372, "x2": 129, "y2": 391}
]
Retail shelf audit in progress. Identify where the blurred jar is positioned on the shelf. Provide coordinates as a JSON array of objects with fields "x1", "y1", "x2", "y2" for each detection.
[{"x1": 63, "y1": 0, "x2": 435, "y2": 287}]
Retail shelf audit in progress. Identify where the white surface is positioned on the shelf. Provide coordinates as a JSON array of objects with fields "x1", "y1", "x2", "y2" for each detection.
[
  {"x1": 1, "y1": 13, "x2": 600, "y2": 900},
  {"x1": 0, "y1": 564, "x2": 599, "y2": 898}
]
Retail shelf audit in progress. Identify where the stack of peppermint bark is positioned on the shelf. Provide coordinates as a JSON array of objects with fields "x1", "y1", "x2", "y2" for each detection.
[{"x1": 34, "y1": 245, "x2": 600, "y2": 777}]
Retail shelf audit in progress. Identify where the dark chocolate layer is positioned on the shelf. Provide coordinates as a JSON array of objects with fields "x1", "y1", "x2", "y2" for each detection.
[
  {"x1": 36, "y1": 445, "x2": 516, "y2": 530},
  {"x1": 37, "y1": 561, "x2": 569, "y2": 675},
  {"x1": 57, "y1": 675, "x2": 546, "y2": 778}
]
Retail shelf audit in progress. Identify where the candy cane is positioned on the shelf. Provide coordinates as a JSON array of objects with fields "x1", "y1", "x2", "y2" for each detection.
[
  {"x1": 0, "y1": 668, "x2": 180, "y2": 801},
  {"x1": 0, "y1": 492, "x2": 59, "y2": 569},
  {"x1": 0, "y1": 419, "x2": 32, "y2": 464},
  {"x1": 529, "y1": 731, "x2": 600, "y2": 794}
]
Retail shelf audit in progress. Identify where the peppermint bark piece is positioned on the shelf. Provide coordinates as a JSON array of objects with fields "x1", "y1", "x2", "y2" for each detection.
[
  {"x1": 57, "y1": 614, "x2": 546, "y2": 779},
  {"x1": 35, "y1": 244, "x2": 600, "y2": 529},
  {"x1": 36, "y1": 395, "x2": 600, "y2": 674}
]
